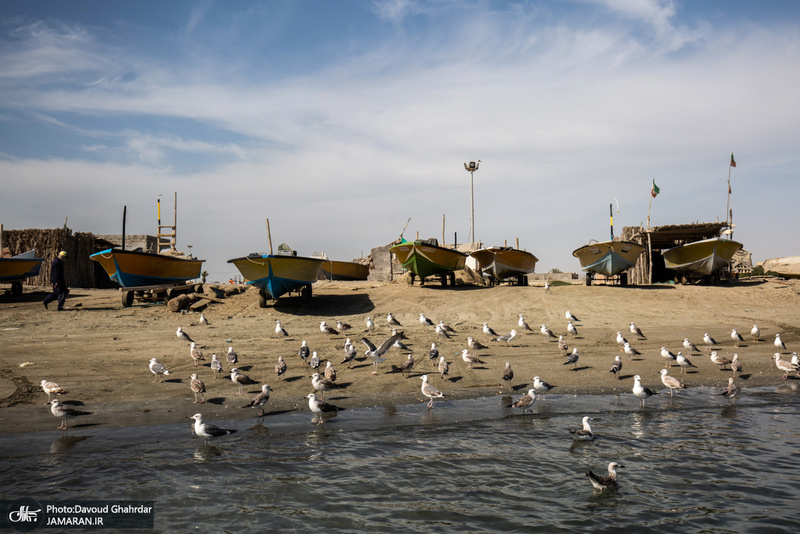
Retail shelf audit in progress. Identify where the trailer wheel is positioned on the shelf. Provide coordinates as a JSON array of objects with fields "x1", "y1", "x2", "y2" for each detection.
[
  {"x1": 301, "y1": 284, "x2": 312, "y2": 305},
  {"x1": 11, "y1": 282, "x2": 23, "y2": 296},
  {"x1": 585, "y1": 273, "x2": 593, "y2": 286},
  {"x1": 121, "y1": 290, "x2": 134, "y2": 307},
  {"x1": 258, "y1": 290, "x2": 268, "y2": 308},
  {"x1": 619, "y1": 273, "x2": 628, "y2": 287}
]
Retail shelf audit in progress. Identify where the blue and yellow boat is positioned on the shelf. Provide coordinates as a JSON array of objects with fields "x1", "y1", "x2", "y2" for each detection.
[
  {"x1": 90, "y1": 249, "x2": 204, "y2": 288},
  {"x1": 0, "y1": 249, "x2": 45, "y2": 295},
  {"x1": 572, "y1": 240, "x2": 644, "y2": 277},
  {"x1": 228, "y1": 252, "x2": 325, "y2": 304}
]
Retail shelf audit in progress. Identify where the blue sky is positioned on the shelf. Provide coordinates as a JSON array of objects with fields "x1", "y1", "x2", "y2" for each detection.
[{"x1": 1, "y1": 0, "x2": 798, "y2": 281}]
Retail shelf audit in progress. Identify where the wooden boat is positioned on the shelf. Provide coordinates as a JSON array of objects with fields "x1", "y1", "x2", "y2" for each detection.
[
  {"x1": 762, "y1": 256, "x2": 800, "y2": 279},
  {"x1": 227, "y1": 252, "x2": 325, "y2": 303},
  {"x1": 470, "y1": 246, "x2": 538, "y2": 284},
  {"x1": 0, "y1": 249, "x2": 45, "y2": 295},
  {"x1": 389, "y1": 239, "x2": 467, "y2": 284},
  {"x1": 90, "y1": 248, "x2": 204, "y2": 288},
  {"x1": 572, "y1": 240, "x2": 645, "y2": 277},
  {"x1": 661, "y1": 237, "x2": 742, "y2": 277},
  {"x1": 318, "y1": 259, "x2": 369, "y2": 281}
]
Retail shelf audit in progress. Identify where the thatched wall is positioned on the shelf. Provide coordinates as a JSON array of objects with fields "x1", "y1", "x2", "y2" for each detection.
[{"x1": 1, "y1": 228, "x2": 115, "y2": 288}]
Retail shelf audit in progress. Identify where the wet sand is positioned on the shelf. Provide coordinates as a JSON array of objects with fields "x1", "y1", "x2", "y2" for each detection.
[{"x1": 1, "y1": 278, "x2": 798, "y2": 433}]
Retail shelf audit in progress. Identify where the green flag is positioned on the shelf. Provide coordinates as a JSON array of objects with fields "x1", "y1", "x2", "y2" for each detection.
[{"x1": 651, "y1": 179, "x2": 660, "y2": 198}]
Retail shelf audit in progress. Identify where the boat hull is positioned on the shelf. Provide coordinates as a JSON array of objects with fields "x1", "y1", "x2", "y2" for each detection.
[
  {"x1": 572, "y1": 241, "x2": 644, "y2": 277},
  {"x1": 762, "y1": 256, "x2": 800, "y2": 279},
  {"x1": 319, "y1": 260, "x2": 369, "y2": 281},
  {"x1": 470, "y1": 247, "x2": 538, "y2": 281},
  {"x1": 0, "y1": 250, "x2": 45, "y2": 282},
  {"x1": 389, "y1": 241, "x2": 467, "y2": 280},
  {"x1": 90, "y1": 249, "x2": 204, "y2": 288},
  {"x1": 228, "y1": 254, "x2": 325, "y2": 299},
  {"x1": 662, "y1": 238, "x2": 743, "y2": 276}
]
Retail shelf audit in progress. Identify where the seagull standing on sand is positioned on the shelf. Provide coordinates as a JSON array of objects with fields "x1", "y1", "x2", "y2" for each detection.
[
  {"x1": 710, "y1": 351, "x2": 732, "y2": 370},
  {"x1": 461, "y1": 349, "x2": 485, "y2": 370},
  {"x1": 324, "y1": 361, "x2": 338, "y2": 382},
  {"x1": 570, "y1": 416, "x2": 595, "y2": 441},
  {"x1": 438, "y1": 321, "x2": 457, "y2": 335},
  {"x1": 775, "y1": 334, "x2": 787, "y2": 352},
  {"x1": 387, "y1": 313, "x2": 402, "y2": 328},
  {"x1": 231, "y1": 368, "x2": 257, "y2": 395},
  {"x1": 610, "y1": 356, "x2": 622, "y2": 379},
  {"x1": 508, "y1": 389, "x2": 536, "y2": 413},
  {"x1": 342, "y1": 339, "x2": 357, "y2": 368},
  {"x1": 275, "y1": 355, "x2": 287, "y2": 380},
  {"x1": 719, "y1": 377, "x2": 738, "y2": 400},
  {"x1": 320, "y1": 321, "x2": 339, "y2": 336},
  {"x1": 190, "y1": 373, "x2": 206, "y2": 404},
  {"x1": 226, "y1": 346, "x2": 238, "y2": 369},
  {"x1": 309, "y1": 352, "x2": 320, "y2": 371},
  {"x1": 420, "y1": 374, "x2": 443, "y2": 409},
  {"x1": 541, "y1": 324, "x2": 557, "y2": 342},
  {"x1": 660, "y1": 347, "x2": 677, "y2": 367},
  {"x1": 299, "y1": 340, "x2": 310, "y2": 362},
  {"x1": 683, "y1": 338, "x2": 700, "y2": 353},
  {"x1": 483, "y1": 323, "x2": 499, "y2": 339},
  {"x1": 660, "y1": 368, "x2": 686, "y2": 397},
  {"x1": 210, "y1": 354, "x2": 222, "y2": 378},
  {"x1": 429, "y1": 342, "x2": 439, "y2": 362},
  {"x1": 564, "y1": 348, "x2": 579, "y2": 370},
  {"x1": 496, "y1": 329, "x2": 517, "y2": 346},
  {"x1": 616, "y1": 331, "x2": 629, "y2": 346},
  {"x1": 176, "y1": 327, "x2": 194, "y2": 344},
  {"x1": 199, "y1": 313, "x2": 208, "y2": 326},
  {"x1": 189, "y1": 413, "x2": 236, "y2": 443},
  {"x1": 731, "y1": 353, "x2": 743, "y2": 377},
  {"x1": 751, "y1": 325, "x2": 761, "y2": 343},
  {"x1": 189, "y1": 342, "x2": 205, "y2": 367},
  {"x1": 311, "y1": 372, "x2": 336, "y2": 399},
  {"x1": 630, "y1": 322, "x2": 646, "y2": 340},
  {"x1": 149, "y1": 358, "x2": 170, "y2": 383},
  {"x1": 623, "y1": 342, "x2": 641, "y2": 359},
  {"x1": 774, "y1": 353, "x2": 799, "y2": 379},
  {"x1": 41, "y1": 380, "x2": 66, "y2": 404},
  {"x1": 274, "y1": 320, "x2": 288, "y2": 337},
  {"x1": 566, "y1": 310, "x2": 580, "y2": 322},
  {"x1": 365, "y1": 316, "x2": 375, "y2": 333},
  {"x1": 467, "y1": 336, "x2": 487, "y2": 354},
  {"x1": 438, "y1": 355, "x2": 449, "y2": 380},
  {"x1": 337, "y1": 320, "x2": 352, "y2": 333},
  {"x1": 306, "y1": 393, "x2": 340, "y2": 424},
  {"x1": 50, "y1": 399, "x2": 90, "y2": 430},
  {"x1": 704, "y1": 333, "x2": 718, "y2": 349},
  {"x1": 500, "y1": 362, "x2": 514, "y2": 390},
  {"x1": 243, "y1": 384, "x2": 271, "y2": 416},
  {"x1": 676, "y1": 352, "x2": 697, "y2": 374},
  {"x1": 533, "y1": 376, "x2": 555, "y2": 400},
  {"x1": 633, "y1": 375, "x2": 654, "y2": 407},
  {"x1": 362, "y1": 333, "x2": 403, "y2": 375},
  {"x1": 731, "y1": 329, "x2": 744, "y2": 347},
  {"x1": 435, "y1": 323, "x2": 451, "y2": 340},
  {"x1": 419, "y1": 313, "x2": 435, "y2": 331},
  {"x1": 586, "y1": 462, "x2": 624, "y2": 491},
  {"x1": 395, "y1": 354, "x2": 415, "y2": 376},
  {"x1": 558, "y1": 335, "x2": 569, "y2": 355},
  {"x1": 518, "y1": 314, "x2": 534, "y2": 332},
  {"x1": 567, "y1": 321, "x2": 578, "y2": 338}
]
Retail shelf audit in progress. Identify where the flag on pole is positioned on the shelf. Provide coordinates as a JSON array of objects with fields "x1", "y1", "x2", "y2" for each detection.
[
  {"x1": 651, "y1": 179, "x2": 660, "y2": 198},
  {"x1": 730, "y1": 153, "x2": 736, "y2": 168}
]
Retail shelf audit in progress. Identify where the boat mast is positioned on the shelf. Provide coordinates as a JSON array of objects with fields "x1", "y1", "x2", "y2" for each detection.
[{"x1": 726, "y1": 154, "x2": 734, "y2": 238}]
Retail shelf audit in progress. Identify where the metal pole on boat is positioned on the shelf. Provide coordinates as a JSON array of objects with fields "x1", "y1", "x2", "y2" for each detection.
[
  {"x1": 265, "y1": 218, "x2": 274, "y2": 255},
  {"x1": 122, "y1": 205, "x2": 127, "y2": 251},
  {"x1": 609, "y1": 203, "x2": 613, "y2": 240},
  {"x1": 464, "y1": 160, "x2": 480, "y2": 244}
]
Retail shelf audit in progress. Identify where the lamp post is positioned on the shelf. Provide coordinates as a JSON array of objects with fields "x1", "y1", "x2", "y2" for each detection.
[{"x1": 464, "y1": 160, "x2": 480, "y2": 244}]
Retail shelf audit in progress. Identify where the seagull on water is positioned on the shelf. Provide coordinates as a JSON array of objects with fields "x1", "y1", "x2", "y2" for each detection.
[
  {"x1": 660, "y1": 347, "x2": 677, "y2": 367},
  {"x1": 243, "y1": 384, "x2": 271, "y2": 416},
  {"x1": 774, "y1": 334, "x2": 787, "y2": 352},
  {"x1": 275, "y1": 355, "x2": 287, "y2": 380},
  {"x1": 586, "y1": 462, "x2": 624, "y2": 491},
  {"x1": 189, "y1": 342, "x2": 205, "y2": 367},
  {"x1": 231, "y1": 368, "x2": 257, "y2": 395},
  {"x1": 518, "y1": 314, "x2": 534, "y2": 332},
  {"x1": 362, "y1": 333, "x2": 403, "y2": 374},
  {"x1": 226, "y1": 346, "x2": 238, "y2": 368},
  {"x1": 731, "y1": 329, "x2": 744, "y2": 347},
  {"x1": 570, "y1": 416, "x2": 595, "y2": 441},
  {"x1": 438, "y1": 355, "x2": 449, "y2": 380},
  {"x1": 751, "y1": 324, "x2": 760, "y2": 343},
  {"x1": 342, "y1": 339, "x2": 357, "y2": 368},
  {"x1": 41, "y1": 380, "x2": 66, "y2": 404},
  {"x1": 683, "y1": 338, "x2": 700, "y2": 353},
  {"x1": 719, "y1": 377, "x2": 738, "y2": 400},
  {"x1": 564, "y1": 348, "x2": 579, "y2": 370},
  {"x1": 565, "y1": 310, "x2": 580, "y2": 322},
  {"x1": 630, "y1": 322, "x2": 646, "y2": 340},
  {"x1": 306, "y1": 393, "x2": 341, "y2": 424},
  {"x1": 299, "y1": 340, "x2": 310, "y2": 362},
  {"x1": 50, "y1": 399, "x2": 90, "y2": 431},
  {"x1": 710, "y1": 351, "x2": 732, "y2": 370},
  {"x1": 210, "y1": 354, "x2": 223, "y2": 378},
  {"x1": 190, "y1": 373, "x2": 206, "y2": 404},
  {"x1": 483, "y1": 323, "x2": 499, "y2": 339},
  {"x1": 533, "y1": 376, "x2": 555, "y2": 400},
  {"x1": 660, "y1": 368, "x2": 686, "y2": 397},
  {"x1": 176, "y1": 327, "x2": 194, "y2": 344},
  {"x1": 496, "y1": 329, "x2": 517, "y2": 346},
  {"x1": 461, "y1": 348, "x2": 485, "y2": 370},
  {"x1": 623, "y1": 342, "x2": 641, "y2": 359},
  {"x1": 633, "y1": 375, "x2": 654, "y2": 407},
  {"x1": 320, "y1": 321, "x2": 339, "y2": 336},
  {"x1": 420, "y1": 374, "x2": 443, "y2": 409},
  {"x1": 703, "y1": 333, "x2": 718, "y2": 349},
  {"x1": 541, "y1": 324, "x2": 557, "y2": 342},
  {"x1": 610, "y1": 356, "x2": 622, "y2": 379},
  {"x1": 189, "y1": 413, "x2": 236, "y2": 442},
  {"x1": 500, "y1": 362, "x2": 514, "y2": 390},
  {"x1": 676, "y1": 352, "x2": 697, "y2": 374},
  {"x1": 508, "y1": 389, "x2": 536, "y2": 413},
  {"x1": 274, "y1": 319, "x2": 288, "y2": 337},
  {"x1": 149, "y1": 358, "x2": 170, "y2": 383}
]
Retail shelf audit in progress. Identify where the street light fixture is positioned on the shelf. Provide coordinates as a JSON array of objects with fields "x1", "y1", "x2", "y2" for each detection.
[{"x1": 464, "y1": 160, "x2": 480, "y2": 244}]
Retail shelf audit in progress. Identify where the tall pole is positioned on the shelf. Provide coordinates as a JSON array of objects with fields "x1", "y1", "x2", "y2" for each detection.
[
  {"x1": 464, "y1": 160, "x2": 480, "y2": 244},
  {"x1": 609, "y1": 203, "x2": 614, "y2": 240}
]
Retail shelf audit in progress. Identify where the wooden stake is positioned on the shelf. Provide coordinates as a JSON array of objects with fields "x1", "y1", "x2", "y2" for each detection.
[{"x1": 266, "y1": 218, "x2": 273, "y2": 255}]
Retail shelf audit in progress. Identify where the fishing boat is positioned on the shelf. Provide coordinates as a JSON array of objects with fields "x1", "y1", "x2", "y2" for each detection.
[
  {"x1": 317, "y1": 258, "x2": 369, "y2": 281},
  {"x1": 762, "y1": 256, "x2": 800, "y2": 279},
  {"x1": 572, "y1": 241, "x2": 645, "y2": 281},
  {"x1": 90, "y1": 248, "x2": 203, "y2": 288},
  {"x1": 227, "y1": 251, "x2": 325, "y2": 305},
  {"x1": 661, "y1": 237, "x2": 742, "y2": 279},
  {"x1": 470, "y1": 246, "x2": 538, "y2": 285},
  {"x1": 0, "y1": 249, "x2": 45, "y2": 295},
  {"x1": 389, "y1": 238, "x2": 467, "y2": 286}
]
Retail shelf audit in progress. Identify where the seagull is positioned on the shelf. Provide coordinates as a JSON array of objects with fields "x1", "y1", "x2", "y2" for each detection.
[
  {"x1": 391, "y1": 328, "x2": 409, "y2": 340},
  {"x1": 750, "y1": 324, "x2": 760, "y2": 343},
  {"x1": 311, "y1": 372, "x2": 336, "y2": 400},
  {"x1": 429, "y1": 342, "x2": 439, "y2": 361},
  {"x1": 420, "y1": 374, "x2": 443, "y2": 409},
  {"x1": 50, "y1": 399, "x2": 90, "y2": 430},
  {"x1": 362, "y1": 333, "x2": 403, "y2": 374},
  {"x1": 710, "y1": 351, "x2": 732, "y2": 371},
  {"x1": 243, "y1": 384, "x2": 271, "y2": 416},
  {"x1": 540, "y1": 324, "x2": 557, "y2": 341},
  {"x1": 731, "y1": 329, "x2": 744, "y2": 347},
  {"x1": 660, "y1": 347, "x2": 677, "y2": 367},
  {"x1": 565, "y1": 310, "x2": 580, "y2": 322},
  {"x1": 533, "y1": 376, "x2": 555, "y2": 400},
  {"x1": 483, "y1": 323, "x2": 499, "y2": 339},
  {"x1": 435, "y1": 323, "x2": 451, "y2": 340},
  {"x1": 274, "y1": 319, "x2": 288, "y2": 337},
  {"x1": 387, "y1": 312, "x2": 402, "y2": 327},
  {"x1": 775, "y1": 334, "x2": 787, "y2": 352},
  {"x1": 365, "y1": 316, "x2": 375, "y2": 333},
  {"x1": 189, "y1": 373, "x2": 206, "y2": 404},
  {"x1": 616, "y1": 331, "x2": 629, "y2": 346},
  {"x1": 719, "y1": 377, "x2": 738, "y2": 400},
  {"x1": 792, "y1": 353, "x2": 799, "y2": 367},
  {"x1": 226, "y1": 346, "x2": 238, "y2": 368},
  {"x1": 395, "y1": 354, "x2": 415, "y2": 376},
  {"x1": 419, "y1": 313, "x2": 435, "y2": 330},
  {"x1": 149, "y1": 358, "x2": 170, "y2": 383},
  {"x1": 586, "y1": 462, "x2": 624, "y2": 491},
  {"x1": 500, "y1": 362, "x2": 514, "y2": 389},
  {"x1": 544, "y1": 281, "x2": 550, "y2": 291},
  {"x1": 438, "y1": 355, "x2": 449, "y2": 380},
  {"x1": 630, "y1": 322, "x2": 646, "y2": 340},
  {"x1": 633, "y1": 374, "x2": 654, "y2": 407},
  {"x1": 231, "y1": 368, "x2": 257, "y2": 395},
  {"x1": 461, "y1": 348, "x2": 485, "y2": 370},
  {"x1": 570, "y1": 416, "x2": 595, "y2": 441},
  {"x1": 508, "y1": 389, "x2": 536, "y2": 413},
  {"x1": 306, "y1": 393, "x2": 341, "y2": 424},
  {"x1": 320, "y1": 321, "x2": 339, "y2": 336},
  {"x1": 299, "y1": 340, "x2": 310, "y2": 362},
  {"x1": 564, "y1": 348, "x2": 579, "y2": 370},
  {"x1": 342, "y1": 338, "x2": 357, "y2": 368},
  {"x1": 731, "y1": 353, "x2": 743, "y2": 377},
  {"x1": 189, "y1": 413, "x2": 236, "y2": 442},
  {"x1": 176, "y1": 327, "x2": 194, "y2": 344},
  {"x1": 774, "y1": 353, "x2": 798, "y2": 380},
  {"x1": 199, "y1": 313, "x2": 208, "y2": 326},
  {"x1": 496, "y1": 329, "x2": 517, "y2": 346},
  {"x1": 309, "y1": 352, "x2": 320, "y2": 371},
  {"x1": 610, "y1": 356, "x2": 622, "y2": 379},
  {"x1": 623, "y1": 342, "x2": 641, "y2": 359},
  {"x1": 392, "y1": 337, "x2": 411, "y2": 351},
  {"x1": 437, "y1": 321, "x2": 457, "y2": 335},
  {"x1": 567, "y1": 321, "x2": 578, "y2": 338},
  {"x1": 210, "y1": 354, "x2": 222, "y2": 378},
  {"x1": 703, "y1": 333, "x2": 718, "y2": 349},
  {"x1": 683, "y1": 338, "x2": 700, "y2": 353},
  {"x1": 336, "y1": 320, "x2": 352, "y2": 333},
  {"x1": 467, "y1": 336, "x2": 488, "y2": 353},
  {"x1": 275, "y1": 355, "x2": 287, "y2": 380},
  {"x1": 41, "y1": 380, "x2": 66, "y2": 404},
  {"x1": 518, "y1": 314, "x2": 534, "y2": 332},
  {"x1": 660, "y1": 368, "x2": 686, "y2": 397},
  {"x1": 558, "y1": 335, "x2": 569, "y2": 355},
  {"x1": 676, "y1": 352, "x2": 697, "y2": 374},
  {"x1": 189, "y1": 342, "x2": 205, "y2": 367}
]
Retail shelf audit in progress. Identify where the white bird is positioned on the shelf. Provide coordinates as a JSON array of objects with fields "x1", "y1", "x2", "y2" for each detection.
[
  {"x1": 306, "y1": 393, "x2": 340, "y2": 424},
  {"x1": 320, "y1": 321, "x2": 339, "y2": 336},
  {"x1": 199, "y1": 313, "x2": 208, "y2": 326},
  {"x1": 731, "y1": 353, "x2": 743, "y2": 377},
  {"x1": 496, "y1": 329, "x2": 517, "y2": 346},
  {"x1": 438, "y1": 355, "x2": 449, "y2": 380},
  {"x1": 566, "y1": 310, "x2": 580, "y2": 322},
  {"x1": 467, "y1": 336, "x2": 488, "y2": 353},
  {"x1": 190, "y1": 373, "x2": 206, "y2": 404},
  {"x1": 420, "y1": 374, "x2": 443, "y2": 409},
  {"x1": 570, "y1": 416, "x2": 595, "y2": 441},
  {"x1": 567, "y1": 321, "x2": 578, "y2": 337},
  {"x1": 660, "y1": 347, "x2": 677, "y2": 367},
  {"x1": 676, "y1": 352, "x2": 697, "y2": 374},
  {"x1": 683, "y1": 338, "x2": 699, "y2": 353},
  {"x1": 437, "y1": 320, "x2": 457, "y2": 335},
  {"x1": 362, "y1": 333, "x2": 403, "y2": 374},
  {"x1": 461, "y1": 348, "x2": 485, "y2": 370},
  {"x1": 774, "y1": 353, "x2": 799, "y2": 380},
  {"x1": 750, "y1": 324, "x2": 760, "y2": 343},
  {"x1": 231, "y1": 368, "x2": 257, "y2": 395},
  {"x1": 518, "y1": 314, "x2": 534, "y2": 332},
  {"x1": 616, "y1": 331, "x2": 629, "y2": 346},
  {"x1": 710, "y1": 351, "x2": 732, "y2": 370},
  {"x1": 309, "y1": 351, "x2": 320, "y2": 370},
  {"x1": 226, "y1": 346, "x2": 238, "y2": 368},
  {"x1": 774, "y1": 334, "x2": 787, "y2": 352},
  {"x1": 189, "y1": 342, "x2": 205, "y2": 367},
  {"x1": 564, "y1": 348, "x2": 579, "y2": 370},
  {"x1": 533, "y1": 376, "x2": 555, "y2": 400},
  {"x1": 544, "y1": 281, "x2": 550, "y2": 291},
  {"x1": 483, "y1": 323, "x2": 499, "y2": 339},
  {"x1": 435, "y1": 322, "x2": 451, "y2": 340},
  {"x1": 540, "y1": 324, "x2": 557, "y2": 341},
  {"x1": 508, "y1": 389, "x2": 536, "y2": 413},
  {"x1": 610, "y1": 356, "x2": 622, "y2": 379},
  {"x1": 703, "y1": 333, "x2": 718, "y2": 349},
  {"x1": 719, "y1": 377, "x2": 738, "y2": 400},
  {"x1": 50, "y1": 399, "x2": 90, "y2": 430},
  {"x1": 731, "y1": 329, "x2": 744, "y2": 347},
  {"x1": 275, "y1": 320, "x2": 288, "y2": 337},
  {"x1": 176, "y1": 326, "x2": 194, "y2": 344},
  {"x1": 311, "y1": 372, "x2": 336, "y2": 399},
  {"x1": 41, "y1": 380, "x2": 66, "y2": 404},
  {"x1": 500, "y1": 362, "x2": 514, "y2": 389},
  {"x1": 660, "y1": 368, "x2": 686, "y2": 397},
  {"x1": 419, "y1": 313, "x2": 435, "y2": 330},
  {"x1": 342, "y1": 339, "x2": 357, "y2": 368},
  {"x1": 586, "y1": 462, "x2": 624, "y2": 491},
  {"x1": 210, "y1": 354, "x2": 222, "y2": 378},
  {"x1": 299, "y1": 340, "x2": 310, "y2": 362},
  {"x1": 633, "y1": 374, "x2": 654, "y2": 407},
  {"x1": 623, "y1": 342, "x2": 641, "y2": 359},
  {"x1": 335, "y1": 320, "x2": 352, "y2": 334},
  {"x1": 149, "y1": 358, "x2": 170, "y2": 383},
  {"x1": 365, "y1": 316, "x2": 375, "y2": 332},
  {"x1": 243, "y1": 384, "x2": 271, "y2": 416},
  {"x1": 387, "y1": 312, "x2": 402, "y2": 327},
  {"x1": 275, "y1": 355, "x2": 287, "y2": 380},
  {"x1": 189, "y1": 413, "x2": 236, "y2": 442},
  {"x1": 629, "y1": 322, "x2": 646, "y2": 340}
]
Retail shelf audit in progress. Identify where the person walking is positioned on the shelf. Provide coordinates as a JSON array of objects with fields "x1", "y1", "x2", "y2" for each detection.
[{"x1": 43, "y1": 251, "x2": 68, "y2": 310}]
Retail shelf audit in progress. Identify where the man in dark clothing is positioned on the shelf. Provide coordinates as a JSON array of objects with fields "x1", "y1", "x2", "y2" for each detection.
[{"x1": 43, "y1": 250, "x2": 68, "y2": 310}]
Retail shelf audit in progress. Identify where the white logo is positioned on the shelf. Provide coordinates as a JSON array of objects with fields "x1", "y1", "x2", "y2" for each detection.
[{"x1": 8, "y1": 505, "x2": 41, "y2": 523}]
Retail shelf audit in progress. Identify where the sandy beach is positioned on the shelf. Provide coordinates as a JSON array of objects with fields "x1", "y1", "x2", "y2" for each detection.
[{"x1": 1, "y1": 277, "x2": 798, "y2": 434}]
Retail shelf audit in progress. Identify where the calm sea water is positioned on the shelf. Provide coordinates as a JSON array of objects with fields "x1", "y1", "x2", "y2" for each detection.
[{"x1": 2, "y1": 385, "x2": 800, "y2": 533}]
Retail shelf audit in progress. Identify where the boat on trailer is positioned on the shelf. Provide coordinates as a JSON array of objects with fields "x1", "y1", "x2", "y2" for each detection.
[
  {"x1": 389, "y1": 238, "x2": 467, "y2": 286},
  {"x1": 572, "y1": 240, "x2": 645, "y2": 285},
  {"x1": 470, "y1": 246, "x2": 538, "y2": 286},
  {"x1": 228, "y1": 250, "x2": 325, "y2": 306},
  {"x1": 0, "y1": 249, "x2": 45, "y2": 295},
  {"x1": 661, "y1": 237, "x2": 743, "y2": 282}
]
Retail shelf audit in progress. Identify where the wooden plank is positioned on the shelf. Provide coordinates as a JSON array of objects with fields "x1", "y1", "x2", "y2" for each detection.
[{"x1": 189, "y1": 298, "x2": 211, "y2": 310}]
